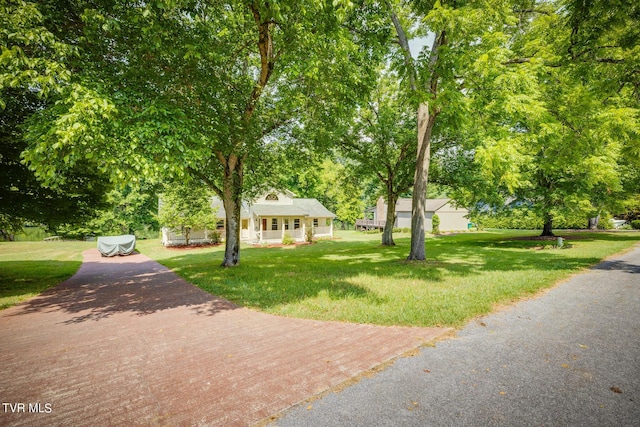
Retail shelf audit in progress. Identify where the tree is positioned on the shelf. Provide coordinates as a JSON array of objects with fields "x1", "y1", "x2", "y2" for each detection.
[
  {"x1": 340, "y1": 71, "x2": 415, "y2": 245},
  {"x1": 385, "y1": 0, "x2": 523, "y2": 257},
  {"x1": 1, "y1": 2, "x2": 110, "y2": 236},
  {"x1": 8, "y1": 1, "x2": 384, "y2": 266},
  {"x1": 81, "y1": 183, "x2": 159, "y2": 237},
  {"x1": 467, "y1": 0, "x2": 639, "y2": 236},
  {"x1": 0, "y1": 88, "x2": 110, "y2": 236},
  {"x1": 294, "y1": 158, "x2": 366, "y2": 228},
  {"x1": 158, "y1": 181, "x2": 217, "y2": 246},
  {"x1": 322, "y1": 159, "x2": 367, "y2": 228}
]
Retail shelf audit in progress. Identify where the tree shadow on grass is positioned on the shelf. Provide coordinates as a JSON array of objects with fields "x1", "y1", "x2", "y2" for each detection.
[
  {"x1": 0, "y1": 260, "x2": 79, "y2": 303},
  {"x1": 157, "y1": 234, "x2": 630, "y2": 314},
  {"x1": 7, "y1": 252, "x2": 237, "y2": 323},
  {"x1": 17, "y1": 232, "x2": 632, "y2": 326}
]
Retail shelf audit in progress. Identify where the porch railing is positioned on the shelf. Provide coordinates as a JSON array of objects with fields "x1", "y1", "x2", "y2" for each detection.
[
  {"x1": 355, "y1": 219, "x2": 386, "y2": 229},
  {"x1": 313, "y1": 225, "x2": 331, "y2": 235}
]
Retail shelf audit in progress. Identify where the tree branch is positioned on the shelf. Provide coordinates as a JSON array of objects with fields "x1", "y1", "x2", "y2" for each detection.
[
  {"x1": 245, "y1": 3, "x2": 276, "y2": 121},
  {"x1": 387, "y1": 2, "x2": 417, "y2": 92}
]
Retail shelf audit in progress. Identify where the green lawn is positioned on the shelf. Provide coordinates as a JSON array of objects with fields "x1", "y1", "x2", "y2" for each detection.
[
  {"x1": 2, "y1": 231, "x2": 638, "y2": 327},
  {"x1": 0, "y1": 240, "x2": 94, "y2": 309},
  {"x1": 137, "y1": 230, "x2": 640, "y2": 327}
]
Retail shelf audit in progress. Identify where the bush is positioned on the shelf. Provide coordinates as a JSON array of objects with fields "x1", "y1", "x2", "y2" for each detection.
[
  {"x1": 282, "y1": 232, "x2": 295, "y2": 245},
  {"x1": 305, "y1": 228, "x2": 314, "y2": 243},
  {"x1": 363, "y1": 229, "x2": 381, "y2": 234},
  {"x1": 432, "y1": 214, "x2": 440, "y2": 234},
  {"x1": 210, "y1": 230, "x2": 221, "y2": 244},
  {"x1": 631, "y1": 220, "x2": 640, "y2": 230},
  {"x1": 393, "y1": 227, "x2": 411, "y2": 233}
]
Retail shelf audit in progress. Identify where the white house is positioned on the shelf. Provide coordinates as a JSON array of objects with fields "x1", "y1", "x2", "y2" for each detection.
[
  {"x1": 162, "y1": 190, "x2": 336, "y2": 246},
  {"x1": 358, "y1": 197, "x2": 469, "y2": 232}
]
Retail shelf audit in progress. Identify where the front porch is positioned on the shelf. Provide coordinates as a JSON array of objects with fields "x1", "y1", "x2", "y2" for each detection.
[{"x1": 255, "y1": 217, "x2": 333, "y2": 244}]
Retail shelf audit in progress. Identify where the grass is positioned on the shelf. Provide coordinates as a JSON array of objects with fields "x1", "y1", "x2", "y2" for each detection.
[
  {"x1": 2, "y1": 231, "x2": 638, "y2": 328},
  {"x1": 136, "y1": 229, "x2": 640, "y2": 328},
  {"x1": 0, "y1": 240, "x2": 94, "y2": 309}
]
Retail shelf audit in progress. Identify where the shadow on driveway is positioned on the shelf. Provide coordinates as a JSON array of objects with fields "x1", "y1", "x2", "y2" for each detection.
[
  {"x1": 0, "y1": 249, "x2": 448, "y2": 427},
  {"x1": 11, "y1": 249, "x2": 237, "y2": 323}
]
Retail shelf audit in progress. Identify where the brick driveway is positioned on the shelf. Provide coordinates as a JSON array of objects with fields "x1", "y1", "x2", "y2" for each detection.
[{"x1": 0, "y1": 249, "x2": 449, "y2": 426}]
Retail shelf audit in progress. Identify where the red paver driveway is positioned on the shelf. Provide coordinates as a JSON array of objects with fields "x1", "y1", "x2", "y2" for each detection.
[{"x1": 0, "y1": 249, "x2": 449, "y2": 426}]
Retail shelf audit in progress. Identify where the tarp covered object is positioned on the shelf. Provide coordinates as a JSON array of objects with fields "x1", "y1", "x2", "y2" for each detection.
[{"x1": 97, "y1": 235, "x2": 136, "y2": 257}]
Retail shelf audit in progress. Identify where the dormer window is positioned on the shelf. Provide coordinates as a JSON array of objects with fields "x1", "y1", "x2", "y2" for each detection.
[{"x1": 265, "y1": 193, "x2": 279, "y2": 201}]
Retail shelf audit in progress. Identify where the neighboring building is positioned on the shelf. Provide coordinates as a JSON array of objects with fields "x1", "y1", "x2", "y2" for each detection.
[
  {"x1": 161, "y1": 190, "x2": 335, "y2": 245},
  {"x1": 357, "y1": 197, "x2": 469, "y2": 232}
]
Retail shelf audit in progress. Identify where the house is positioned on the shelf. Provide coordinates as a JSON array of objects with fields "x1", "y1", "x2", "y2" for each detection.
[
  {"x1": 161, "y1": 190, "x2": 335, "y2": 246},
  {"x1": 357, "y1": 197, "x2": 469, "y2": 232}
]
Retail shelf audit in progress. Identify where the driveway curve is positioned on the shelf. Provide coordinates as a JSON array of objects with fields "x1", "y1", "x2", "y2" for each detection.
[
  {"x1": 273, "y1": 244, "x2": 640, "y2": 427},
  {"x1": 0, "y1": 249, "x2": 448, "y2": 426}
]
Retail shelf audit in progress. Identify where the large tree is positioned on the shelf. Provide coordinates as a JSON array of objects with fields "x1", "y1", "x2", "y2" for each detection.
[
  {"x1": 0, "y1": 88, "x2": 110, "y2": 237},
  {"x1": 340, "y1": 71, "x2": 415, "y2": 245},
  {"x1": 385, "y1": 0, "x2": 524, "y2": 258},
  {"x1": 10, "y1": 0, "x2": 382, "y2": 266},
  {"x1": 466, "y1": 0, "x2": 639, "y2": 235},
  {"x1": 1, "y1": 1, "x2": 110, "y2": 237}
]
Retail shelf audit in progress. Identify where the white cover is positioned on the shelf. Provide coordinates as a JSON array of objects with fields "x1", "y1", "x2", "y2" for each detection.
[{"x1": 97, "y1": 235, "x2": 136, "y2": 257}]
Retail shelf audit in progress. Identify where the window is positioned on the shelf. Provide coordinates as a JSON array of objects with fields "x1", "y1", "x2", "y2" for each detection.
[
  {"x1": 265, "y1": 193, "x2": 279, "y2": 201},
  {"x1": 284, "y1": 219, "x2": 289, "y2": 230},
  {"x1": 294, "y1": 219, "x2": 300, "y2": 229},
  {"x1": 313, "y1": 218, "x2": 318, "y2": 227},
  {"x1": 216, "y1": 220, "x2": 225, "y2": 230},
  {"x1": 271, "y1": 218, "x2": 278, "y2": 230}
]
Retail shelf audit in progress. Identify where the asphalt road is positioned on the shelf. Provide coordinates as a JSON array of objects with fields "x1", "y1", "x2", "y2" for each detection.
[{"x1": 271, "y1": 244, "x2": 640, "y2": 427}]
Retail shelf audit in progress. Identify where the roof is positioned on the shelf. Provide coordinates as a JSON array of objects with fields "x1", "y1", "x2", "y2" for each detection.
[
  {"x1": 211, "y1": 196, "x2": 335, "y2": 218},
  {"x1": 210, "y1": 199, "x2": 252, "y2": 219},
  {"x1": 293, "y1": 198, "x2": 336, "y2": 218},
  {"x1": 251, "y1": 204, "x2": 309, "y2": 217},
  {"x1": 425, "y1": 199, "x2": 451, "y2": 212},
  {"x1": 393, "y1": 198, "x2": 462, "y2": 213},
  {"x1": 252, "y1": 199, "x2": 335, "y2": 218}
]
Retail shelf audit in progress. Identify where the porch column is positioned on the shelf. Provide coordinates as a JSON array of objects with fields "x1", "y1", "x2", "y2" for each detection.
[
  {"x1": 259, "y1": 216, "x2": 263, "y2": 243},
  {"x1": 330, "y1": 219, "x2": 333, "y2": 237}
]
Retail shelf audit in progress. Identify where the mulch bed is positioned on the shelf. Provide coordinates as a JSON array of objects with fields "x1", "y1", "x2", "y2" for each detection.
[{"x1": 166, "y1": 243, "x2": 222, "y2": 250}]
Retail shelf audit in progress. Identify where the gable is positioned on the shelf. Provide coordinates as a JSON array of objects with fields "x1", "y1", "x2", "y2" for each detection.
[{"x1": 254, "y1": 190, "x2": 295, "y2": 205}]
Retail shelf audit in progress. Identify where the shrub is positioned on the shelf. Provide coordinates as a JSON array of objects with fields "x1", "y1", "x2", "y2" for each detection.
[
  {"x1": 631, "y1": 220, "x2": 640, "y2": 230},
  {"x1": 432, "y1": 214, "x2": 440, "y2": 234},
  {"x1": 305, "y1": 228, "x2": 314, "y2": 243},
  {"x1": 282, "y1": 232, "x2": 295, "y2": 245},
  {"x1": 392, "y1": 227, "x2": 411, "y2": 233},
  {"x1": 210, "y1": 230, "x2": 221, "y2": 244}
]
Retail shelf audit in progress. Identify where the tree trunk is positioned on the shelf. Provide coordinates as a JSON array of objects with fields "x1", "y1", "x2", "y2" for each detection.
[
  {"x1": 221, "y1": 197, "x2": 241, "y2": 267},
  {"x1": 408, "y1": 103, "x2": 435, "y2": 260},
  {"x1": 382, "y1": 192, "x2": 398, "y2": 246},
  {"x1": 541, "y1": 213, "x2": 554, "y2": 237},
  {"x1": 185, "y1": 226, "x2": 191, "y2": 246},
  {"x1": 588, "y1": 215, "x2": 600, "y2": 230},
  {"x1": 221, "y1": 154, "x2": 243, "y2": 267}
]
